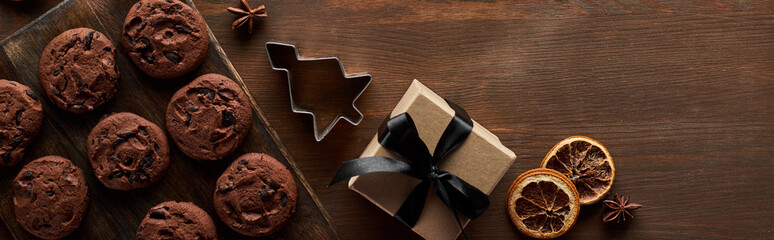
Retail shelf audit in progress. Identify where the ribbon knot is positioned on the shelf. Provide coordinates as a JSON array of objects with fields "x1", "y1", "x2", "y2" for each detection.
[
  {"x1": 427, "y1": 166, "x2": 441, "y2": 179},
  {"x1": 329, "y1": 100, "x2": 489, "y2": 240}
]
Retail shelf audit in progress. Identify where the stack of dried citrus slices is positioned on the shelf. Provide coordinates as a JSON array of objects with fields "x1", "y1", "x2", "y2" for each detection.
[{"x1": 507, "y1": 136, "x2": 615, "y2": 239}]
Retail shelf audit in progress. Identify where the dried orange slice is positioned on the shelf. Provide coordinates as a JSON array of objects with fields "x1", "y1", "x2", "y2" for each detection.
[
  {"x1": 507, "y1": 169, "x2": 580, "y2": 239},
  {"x1": 540, "y1": 136, "x2": 614, "y2": 205}
]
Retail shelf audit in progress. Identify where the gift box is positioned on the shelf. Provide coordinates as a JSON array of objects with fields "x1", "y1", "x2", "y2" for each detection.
[{"x1": 346, "y1": 80, "x2": 517, "y2": 240}]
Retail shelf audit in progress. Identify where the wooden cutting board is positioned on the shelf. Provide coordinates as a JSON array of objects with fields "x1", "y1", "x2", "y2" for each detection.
[{"x1": 0, "y1": 0, "x2": 342, "y2": 239}]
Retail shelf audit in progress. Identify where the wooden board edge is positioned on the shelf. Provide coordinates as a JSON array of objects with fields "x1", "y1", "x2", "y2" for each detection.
[
  {"x1": 189, "y1": 1, "x2": 344, "y2": 238},
  {"x1": 0, "y1": 0, "x2": 73, "y2": 47},
  {"x1": 0, "y1": 216, "x2": 18, "y2": 240}
]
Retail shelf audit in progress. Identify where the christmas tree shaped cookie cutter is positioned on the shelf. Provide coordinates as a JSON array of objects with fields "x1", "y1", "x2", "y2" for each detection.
[{"x1": 266, "y1": 42, "x2": 371, "y2": 141}]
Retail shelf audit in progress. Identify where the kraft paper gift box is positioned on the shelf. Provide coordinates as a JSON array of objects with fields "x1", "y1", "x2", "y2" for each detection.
[{"x1": 347, "y1": 80, "x2": 517, "y2": 240}]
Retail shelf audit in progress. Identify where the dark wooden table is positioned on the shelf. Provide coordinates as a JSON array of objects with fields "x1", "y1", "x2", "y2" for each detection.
[{"x1": 2, "y1": 0, "x2": 773, "y2": 239}]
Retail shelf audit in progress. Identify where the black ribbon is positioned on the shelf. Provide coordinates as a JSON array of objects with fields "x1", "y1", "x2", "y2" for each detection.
[{"x1": 329, "y1": 100, "x2": 489, "y2": 239}]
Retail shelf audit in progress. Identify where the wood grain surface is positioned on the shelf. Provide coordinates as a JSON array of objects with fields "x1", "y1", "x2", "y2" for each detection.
[
  {"x1": 3, "y1": 0, "x2": 774, "y2": 239},
  {"x1": 0, "y1": 0, "x2": 340, "y2": 239}
]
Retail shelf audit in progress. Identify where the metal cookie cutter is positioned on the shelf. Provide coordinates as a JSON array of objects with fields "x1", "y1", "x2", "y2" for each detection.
[{"x1": 266, "y1": 42, "x2": 371, "y2": 141}]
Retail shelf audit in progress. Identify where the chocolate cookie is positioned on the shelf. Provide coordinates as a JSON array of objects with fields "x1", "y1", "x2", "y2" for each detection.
[
  {"x1": 39, "y1": 28, "x2": 119, "y2": 113},
  {"x1": 13, "y1": 156, "x2": 89, "y2": 239},
  {"x1": 136, "y1": 201, "x2": 217, "y2": 240},
  {"x1": 166, "y1": 74, "x2": 252, "y2": 161},
  {"x1": 0, "y1": 80, "x2": 43, "y2": 167},
  {"x1": 213, "y1": 153, "x2": 297, "y2": 237},
  {"x1": 87, "y1": 112, "x2": 170, "y2": 190},
  {"x1": 122, "y1": 0, "x2": 209, "y2": 79}
]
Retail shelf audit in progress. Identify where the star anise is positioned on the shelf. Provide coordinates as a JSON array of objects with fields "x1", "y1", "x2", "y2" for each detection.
[
  {"x1": 602, "y1": 194, "x2": 642, "y2": 223},
  {"x1": 227, "y1": 0, "x2": 267, "y2": 34}
]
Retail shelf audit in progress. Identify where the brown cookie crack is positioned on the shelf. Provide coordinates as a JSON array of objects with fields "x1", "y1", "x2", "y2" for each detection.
[
  {"x1": 0, "y1": 82, "x2": 42, "y2": 166},
  {"x1": 123, "y1": 1, "x2": 202, "y2": 67},
  {"x1": 95, "y1": 126, "x2": 160, "y2": 184},
  {"x1": 1, "y1": 134, "x2": 22, "y2": 164},
  {"x1": 216, "y1": 159, "x2": 289, "y2": 230},
  {"x1": 44, "y1": 29, "x2": 118, "y2": 112},
  {"x1": 137, "y1": 202, "x2": 216, "y2": 240},
  {"x1": 173, "y1": 86, "x2": 242, "y2": 152},
  {"x1": 13, "y1": 157, "x2": 87, "y2": 239}
]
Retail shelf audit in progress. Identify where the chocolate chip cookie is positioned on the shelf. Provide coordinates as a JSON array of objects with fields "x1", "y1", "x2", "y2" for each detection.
[
  {"x1": 213, "y1": 153, "x2": 297, "y2": 237},
  {"x1": 39, "y1": 28, "x2": 119, "y2": 113},
  {"x1": 13, "y1": 156, "x2": 89, "y2": 239},
  {"x1": 136, "y1": 201, "x2": 217, "y2": 240},
  {"x1": 0, "y1": 80, "x2": 43, "y2": 167},
  {"x1": 166, "y1": 74, "x2": 252, "y2": 161},
  {"x1": 122, "y1": 0, "x2": 209, "y2": 79},
  {"x1": 87, "y1": 112, "x2": 170, "y2": 190}
]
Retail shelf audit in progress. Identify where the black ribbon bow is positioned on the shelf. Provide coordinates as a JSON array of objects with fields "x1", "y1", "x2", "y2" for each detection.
[{"x1": 329, "y1": 100, "x2": 489, "y2": 239}]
